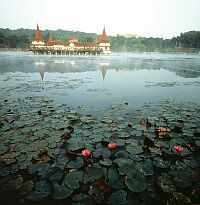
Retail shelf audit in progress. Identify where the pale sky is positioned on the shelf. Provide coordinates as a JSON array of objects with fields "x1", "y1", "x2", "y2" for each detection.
[{"x1": 0, "y1": 0, "x2": 200, "y2": 38}]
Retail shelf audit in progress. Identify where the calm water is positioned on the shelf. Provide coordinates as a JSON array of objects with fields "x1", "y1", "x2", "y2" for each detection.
[{"x1": 0, "y1": 51, "x2": 200, "y2": 108}]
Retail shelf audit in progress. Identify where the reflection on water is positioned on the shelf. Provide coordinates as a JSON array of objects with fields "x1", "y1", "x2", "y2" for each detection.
[{"x1": 0, "y1": 52, "x2": 200, "y2": 107}]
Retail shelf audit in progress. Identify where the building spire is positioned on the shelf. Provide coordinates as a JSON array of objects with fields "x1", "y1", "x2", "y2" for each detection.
[
  {"x1": 103, "y1": 25, "x2": 106, "y2": 35},
  {"x1": 35, "y1": 24, "x2": 43, "y2": 42}
]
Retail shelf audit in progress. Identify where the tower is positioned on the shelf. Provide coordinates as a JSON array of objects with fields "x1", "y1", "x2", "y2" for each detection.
[
  {"x1": 96, "y1": 27, "x2": 111, "y2": 54},
  {"x1": 34, "y1": 24, "x2": 43, "y2": 42}
]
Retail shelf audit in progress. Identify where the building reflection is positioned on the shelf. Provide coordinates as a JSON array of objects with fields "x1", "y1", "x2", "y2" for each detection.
[
  {"x1": 35, "y1": 62, "x2": 46, "y2": 81},
  {"x1": 99, "y1": 62, "x2": 110, "y2": 80}
]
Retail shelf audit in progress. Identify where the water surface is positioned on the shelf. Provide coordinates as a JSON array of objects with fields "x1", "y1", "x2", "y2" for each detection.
[{"x1": 0, "y1": 51, "x2": 200, "y2": 108}]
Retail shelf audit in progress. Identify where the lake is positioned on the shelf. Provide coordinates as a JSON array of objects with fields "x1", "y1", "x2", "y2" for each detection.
[
  {"x1": 0, "y1": 51, "x2": 200, "y2": 109},
  {"x1": 1, "y1": 51, "x2": 200, "y2": 204}
]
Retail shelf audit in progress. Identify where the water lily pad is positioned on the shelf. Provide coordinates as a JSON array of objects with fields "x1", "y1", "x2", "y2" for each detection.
[
  {"x1": 29, "y1": 162, "x2": 50, "y2": 177},
  {"x1": 52, "y1": 182, "x2": 73, "y2": 200},
  {"x1": 0, "y1": 144, "x2": 9, "y2": 155},
  {"x1": 126, "y1": 144, "x2": 143, "y2": 155},
  {"x1": 26, "y1": 180, "x2": 52, "y2": 201},
  {"x1": 93, "y1": 147, "x2": 111, "y2": 159},
  {"x1": 125, "y1": 170, "x2": 147, "y2": 192},
  {"x1": 136, "y1": 159, "x2": 154, "y2": 176},
  {"x1": 84, "y1": 167, "x2": 104, "y2": 183},
  {"x1": 47, "y1": 167, "x2": 64, "y2": 183},
  {"x1": 64, "y1": 170, "x2": 84, "y2": 190},
  {"x1": 67, "y1": 139, "x2": 85, "y2": 151},
  {"x1": 114, "y1": 150, "x2": 129, "y2": 158},
  {"x1": 114, "y1": 158, "x2": 135, "y2": 175},
  {"x1": 157, "y1": 174, "x2": 176, "y2": 193},
  {"x1": 99, "y1": 159, "x2": 112, "y2": 167},
  {"x1": 153, "y1": 157, "x2": 170, "y2": 169},
  {"x1": 67, "y1": 157, "x2": 84, "y2": 169},
  {"x1": 107, "y1": 167, "x2": 124, "y2": 189},
  {"x1": 109, "y1": 190, "x2": 128, "y2": 205}
]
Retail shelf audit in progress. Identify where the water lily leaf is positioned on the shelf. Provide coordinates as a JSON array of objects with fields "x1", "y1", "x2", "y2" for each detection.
[
  {"x1": 125, "y1": 170, "x2": 147, "y2": 192},
  {"x1": 0, "y1": 144, "x2": 9, "y2": 155},
  {"x1": 52, "y1": 182, "x2": 73, "y2": 200},
  {"x1": 109, "y1": 190, "x2": 128, "y2": 205},
  {"x1": 113, "y1": 158, "x2": 135, "y2": 175},
  {"x1": 136, "y1": 159, "x2": 154, "y2": 176},
  {"x1": 26, "y1": 180, "x2": 52, "y2": 201},
  {"x1": 107, "y1": 167, "x2": 124, "y2": 189},
  {"x1": 157, "y1": 174, "x2": 176, "y2": 193},
  {"x1": 153, "y1": 157, "x2": 170, "y2": 169},
  {"x1": 67, "y1": 157, "x2": 84, "y2": 169},
  {"x1": 126, "y1": 144, "x2": 143, "y2": 155},
  {"x1": 28, "y1": 162, "x2": 50, "y2": 177},
  {"x1": 114, "y1": 150, "x2": 129, "y2": 158},
  {"x1": 84, "y1": 167, "x2": 104, "y2": 183},
  {"x1": 99, "y1": 159, "x2": 112, "y2": 167},
  {"x1": 64, "y1": 170, "x2": 84, "y2": 190},
  {"x1": 67, "y1": 139, "x2": 85, "y2": 151},
  {"x1": 46, "y1": 167, "x2": 64, "y2": 183},
  {"x1": 93, "y1": 147, "x2": 111, "y2": 159},
  {"x1": 107, "y1": 167, "x2": 119, "y2": 186}
]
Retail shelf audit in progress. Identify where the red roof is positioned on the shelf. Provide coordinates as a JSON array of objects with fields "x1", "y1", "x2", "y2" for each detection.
[
  {"x1": 96, "y1": 27, "x2": 109, "y2": 43},
  {"x1": 34, "y1": 24, "x2": 43, "y2": 42}
]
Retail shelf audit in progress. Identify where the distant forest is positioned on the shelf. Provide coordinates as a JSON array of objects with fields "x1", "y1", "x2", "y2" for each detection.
[{"x1": 0, "y1": 28, "x2": 200, "y2": 52}]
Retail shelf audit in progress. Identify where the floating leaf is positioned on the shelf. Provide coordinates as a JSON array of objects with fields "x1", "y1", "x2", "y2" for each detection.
[
  {"x1": 93, "y1": 147, "x2": 111, "y2": 159},
  {"x1": 0, "y1": 144, "x2": 9, "y2": 155},
  {"x1": 52, "y1": 182, "x2": 73, "y2": 200},
  {"x1": 84, "y1": 167, "x2": 104, "y2": 183},
  {"x1": 125, "y1": 170, "x2": 147, "y2": 193},
  {"x1": 99, "y1": 159, "x2": 112, "y2": 167},
  {"x1": 67, "y1": 157, "x2": 84, "y2": 169},
  {"x1": 126, "y1": 144, "x2": 143, "y2": 155},
  {"x1": 26, "y1": 180, "x2": 52, "y2": 201},
  {"x1": 109, "y1": 190, "x2": 128, "y2": 205},
  {"x1": 64, "y1": 170, "x2": 84, "y2": 190}
]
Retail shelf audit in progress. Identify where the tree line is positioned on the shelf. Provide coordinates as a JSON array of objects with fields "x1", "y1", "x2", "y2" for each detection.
[{"x1": 0, "y1": 28, "x2": 200, "y2": 52}]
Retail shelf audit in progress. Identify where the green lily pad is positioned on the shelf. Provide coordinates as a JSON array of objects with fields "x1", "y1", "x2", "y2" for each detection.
[
  {"x1": 114, "y1": 158, "x2": 135, "y2": 175},
  {"x1": 28, "y1": 162, "x2": 50, "y2": 177},
  {"x1": 109, "y1": 190, "x2": 128, "y2": 205},
  {"x1": 157, "y1": 174, "x2": 176, "y2": 193},
  {"x1": 84, "y1": 167, "x2": 104, "y2": 183},
  {"x1": 93, "y1": 147, "x2": 111, "y2": 159},
  {"x1": 0, "y1": 144, "x2": 9, "y2": 155},
  {"x1": 126, "y1": 144, "x2": 143, "y2": 155},
  {"x1": 107, "y1": 167, "x2": 124, "y2": 189},
  {"x1": 67, "y1": 157, "x2": 84, "y2": 169},
  {"x1": 125, "y1": 170, "x2": 147, "y2": 192},
  {"x1": 136, "y1": 159, "x2": 154, "y2": 176},
  {"x1": 47, "y1": 167, "x2": 64, "y2": 183},
  {"x1": 153, "y1": 157, "x2": 170, "y2": 169},
  {"x1": 114, "y1": 150, "x2": 129, "y2": 158},
  {"x1": 99, "y1": 159, "x2": 112, "y2": 167},
  {"x1": 64, "y1": 170, "x2": 84, "y2": 190},
  {"x1": 52, "y1": 182, "x2": 73, "y2": 200},
  {"x1": 26, "y1": 180, "x2": 52, "y2": 201},
  {"x1": 67, "y1": 139, "x2": 85, "y2": 151}
]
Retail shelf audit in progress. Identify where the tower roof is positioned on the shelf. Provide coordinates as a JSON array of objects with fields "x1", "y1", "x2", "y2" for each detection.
[
  {"x1": 96, "y1": 27, "x2": 109, "y2": 43},
  {"x1": 34, "y1": 24, "x2": 43, "y2": 42}
]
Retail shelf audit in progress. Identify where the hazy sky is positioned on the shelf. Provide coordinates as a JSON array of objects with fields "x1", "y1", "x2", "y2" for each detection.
[{"x1": 0, "y1": 0, "x2": 200, "y2": 38}]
